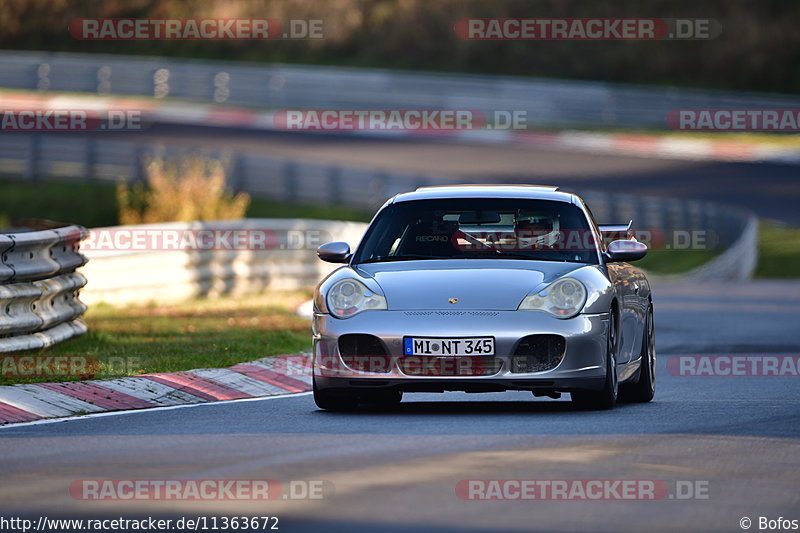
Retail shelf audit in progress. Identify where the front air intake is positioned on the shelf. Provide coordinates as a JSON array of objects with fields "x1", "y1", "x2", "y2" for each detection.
[
  {"x1": 338, "y1": 334, "x2": 391, "y2": 373},
  {"x1": 510, "y1": 335, "x2": 566, "y2": 373}
]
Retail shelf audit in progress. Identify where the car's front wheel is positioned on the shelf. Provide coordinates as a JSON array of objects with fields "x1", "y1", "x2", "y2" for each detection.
[
  {"x1": 620, "y1": 302, "x2": 655, "y2": 403},
  {"x1": 571, "y1": 309, "x2": 619, "y2": 410}
]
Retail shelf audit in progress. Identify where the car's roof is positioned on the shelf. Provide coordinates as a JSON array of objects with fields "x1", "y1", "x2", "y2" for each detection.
[{"x1": 390, "y1": 184, "x2": 578, "y2": 204}]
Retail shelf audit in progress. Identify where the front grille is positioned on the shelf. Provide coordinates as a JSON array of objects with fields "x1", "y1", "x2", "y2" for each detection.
[
  {"x1": 338, "y1": 334, "x2": 392, "y2": 373},
  {"x1": 399, "y1": 356, "x2": 502, "y2": 377},
  {"x1": 403, "y1": 311, "x2": 500, "y2": 317},
  {"x1": 510, "y1": 335, "x2": 566, "y2": 373}
]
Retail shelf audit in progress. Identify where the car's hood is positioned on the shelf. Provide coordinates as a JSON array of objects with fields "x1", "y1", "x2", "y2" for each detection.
[{"x1": 355, "y1": 259, "x2": 580, "y2": 311}]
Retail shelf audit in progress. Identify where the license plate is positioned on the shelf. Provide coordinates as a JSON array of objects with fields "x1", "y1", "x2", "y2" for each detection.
[{"x1": 404, "y1": 337, "x2": 495, "y2": 356}]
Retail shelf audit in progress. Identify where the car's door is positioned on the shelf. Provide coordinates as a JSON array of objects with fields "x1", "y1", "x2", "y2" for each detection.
[
  {"x1": 582, "y1": 202, "x2": 643, "y2": 366},
  {"x1": 606, "y1": 261, "x2": 644, "y2": 365}
]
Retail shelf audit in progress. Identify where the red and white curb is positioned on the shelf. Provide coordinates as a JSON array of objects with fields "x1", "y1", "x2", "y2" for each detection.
[
  {"x1": 2, "y1": 92, "x2": 799, "y2": 165},
  {"x1": 0, "y1": 354, "x2": 311, "y2": 425}
]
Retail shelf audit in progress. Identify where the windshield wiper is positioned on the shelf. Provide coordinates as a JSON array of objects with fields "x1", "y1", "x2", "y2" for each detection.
[
  {"x1": 472, "y1": 251, "x2": 534, "y2": 260},
  {"x1": 459, "y1": 231, "x2": 534, "y2": 259}
]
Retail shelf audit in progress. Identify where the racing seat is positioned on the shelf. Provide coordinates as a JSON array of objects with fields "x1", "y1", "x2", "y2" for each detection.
[{"x1": 396, "y1": 220, "x2": 460, "y2": 257}]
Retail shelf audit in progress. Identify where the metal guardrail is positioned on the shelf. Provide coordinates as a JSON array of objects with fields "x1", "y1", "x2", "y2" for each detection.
[
  {"x1": 1, "y1": 50, "x2": 799, "y2": 129},
  {"x1": 0, "y1": 226, "x2": 89, "y2": 353}
]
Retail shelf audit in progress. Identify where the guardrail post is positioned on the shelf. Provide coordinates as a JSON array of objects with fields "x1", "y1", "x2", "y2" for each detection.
[
  {"x1": 133, "y1": 144, "x2": 146, "y2": 183},
  {"x1": 581, "y1": 190, "x2": 611, "y2": 224},
  {"x1": 284, "y1": 161, "x2": 297, "y2": 203},
  {"x1": 604, "y1": 192, "x2": 620, "y2": 225},
  {"x1": 369, "y1": 172, "x2": 389, "y2": 209},
  {"x1": 640, "y1": 196, "x2": 665, "y2": 246},
  {"x1": 228, "y1": 154, "x2": 244, "y2": 192},
  {"x1": 328, "y1": 166, "x2": 342, "y2": 205},
  {"x1": 84, "y1": 139, "x2": 96, "y2": 181},
  {"x1": 25, "y1": 134, "x2": 40, "y2": 182}
]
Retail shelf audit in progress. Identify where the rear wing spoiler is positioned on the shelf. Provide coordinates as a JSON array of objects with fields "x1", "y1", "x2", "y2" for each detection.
[{"x1": 598, "y1": 221, "x2": 634, "y2": 243}]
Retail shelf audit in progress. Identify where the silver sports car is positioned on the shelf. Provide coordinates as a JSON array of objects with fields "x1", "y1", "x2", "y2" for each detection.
[{"x1": 312, "y1": 185, "x2": 655, "y2": 410}]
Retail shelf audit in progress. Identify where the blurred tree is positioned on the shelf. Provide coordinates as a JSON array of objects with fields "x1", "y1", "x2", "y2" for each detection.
[
  {"x1": 1, "y1": 0, "x2": 797, "y2": 93},
  {"x1": 117, "y1": 156, "x2": 250, "y2": 224}
]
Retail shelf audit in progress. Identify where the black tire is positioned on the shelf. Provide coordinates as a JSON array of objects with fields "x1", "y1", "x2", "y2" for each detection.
[
  {"x1": 313, "y1": 377, "x2": 358, "y2": 411},
  {"x1": 620, "y1": 302, "x2": 656, "y2": 403},
  {"x1": 572, "y1": 309, "x2": 619, "y2": 410}
]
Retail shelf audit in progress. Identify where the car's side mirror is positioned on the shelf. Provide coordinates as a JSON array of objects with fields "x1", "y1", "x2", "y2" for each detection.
[
  {"x1": 317, "y1": 241, "x2": 351, "y2": 263},
  {"x1": 604, "y1": 239, "x2": 647, "y2": 263}
]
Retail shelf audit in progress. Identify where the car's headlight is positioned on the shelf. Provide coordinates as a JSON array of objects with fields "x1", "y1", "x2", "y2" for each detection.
[
  {"x1": 517, "y1": 277, "x2": 587, "y2": 318},
  {"x1": 326, "y1": 279, "x2": 387, "y2": 318}
]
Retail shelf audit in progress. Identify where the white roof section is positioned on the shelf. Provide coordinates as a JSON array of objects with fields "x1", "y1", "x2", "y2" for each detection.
[{"x1": 392, "y1": 184, "x2": 576, "y2": 204}]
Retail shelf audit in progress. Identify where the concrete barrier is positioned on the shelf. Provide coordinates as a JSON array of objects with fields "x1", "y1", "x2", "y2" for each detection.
[{"x1": 79, "y1": 218, "x2": 367, "y2": 305}]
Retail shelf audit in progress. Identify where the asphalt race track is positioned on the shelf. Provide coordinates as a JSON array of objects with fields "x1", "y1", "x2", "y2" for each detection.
[{"x1": 1, "y1": 279, "x2": 799, "y2": 533}]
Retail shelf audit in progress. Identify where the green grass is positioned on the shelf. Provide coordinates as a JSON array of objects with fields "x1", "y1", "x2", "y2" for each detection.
[
  {"x1": 755, "y1": 221, "x2": 800, "y2": 278},
  {"x1": 0, "y1": 291, "x2": 313, "y2": 386},
  {"x1": 0, "y1": 178, "x2": 372, "y2": 229},
  {"x1": 638, "y1": 220, "x2": 800, "y2": 278},
  {"x1": 637, "y1": 249, "x2": 720, "y2": 275},
  {"x1": 0, "y1": 180, "x2": 119, "y2": 229}
]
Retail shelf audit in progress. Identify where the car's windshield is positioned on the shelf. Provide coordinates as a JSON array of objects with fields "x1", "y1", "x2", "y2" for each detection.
[{"x1": 353, "y1": 198, "x2": 599, "y2": 264}]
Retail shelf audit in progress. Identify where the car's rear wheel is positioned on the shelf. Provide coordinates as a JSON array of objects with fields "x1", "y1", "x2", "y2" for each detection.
[
  {"x1": 620, "y1": 302, "x2": 656, "y2": 403},
  {"x1": 571, "y1": 309, "x2": 619, "y2": 410},
  {"x1": 313, "y1": 377, "x2": 358, "y2": 411}
]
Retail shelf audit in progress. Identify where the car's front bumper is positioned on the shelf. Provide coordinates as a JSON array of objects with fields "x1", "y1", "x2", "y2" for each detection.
[{"x1": 312, "y1": 309, "x2": 609, "y2": 393}]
